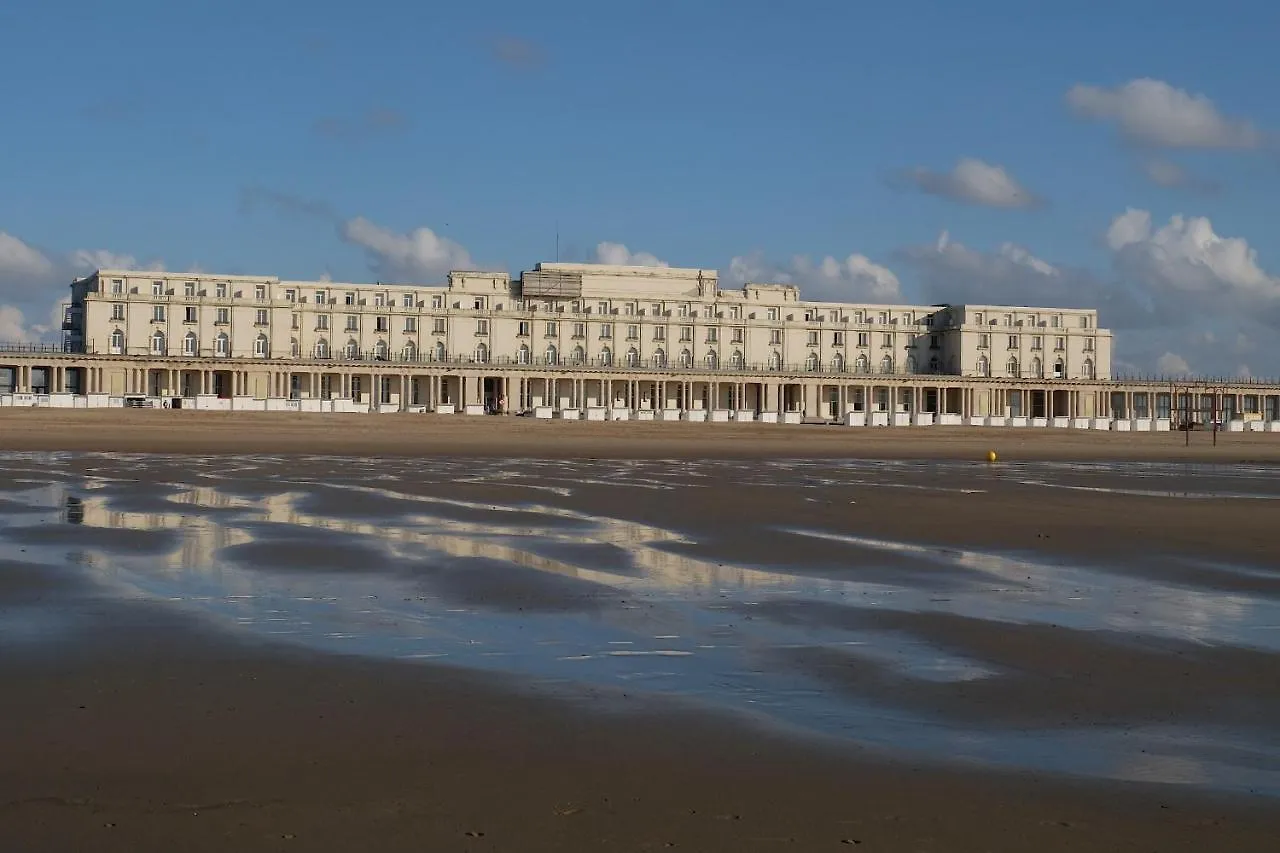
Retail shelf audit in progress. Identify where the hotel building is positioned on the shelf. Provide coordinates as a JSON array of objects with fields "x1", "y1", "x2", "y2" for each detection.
[{"x1": 1, "y1": 260, "x2": 1277, "y2": 428}]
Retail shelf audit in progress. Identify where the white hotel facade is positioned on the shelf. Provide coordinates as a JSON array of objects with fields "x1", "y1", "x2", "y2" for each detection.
[{"x1": 4, "y1": 260, "x2": 1279, "y2": 428}]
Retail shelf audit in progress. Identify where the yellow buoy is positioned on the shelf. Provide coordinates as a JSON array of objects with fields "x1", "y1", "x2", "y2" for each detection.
[{"x1": 986, "y1": 450, "x2": 998, "y2": 463}]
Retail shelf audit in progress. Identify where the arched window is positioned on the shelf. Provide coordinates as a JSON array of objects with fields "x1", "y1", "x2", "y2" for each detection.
[
  {"x1": 680, "y1": 349, "x2": 693, "y2": 368},
  {"x1": 345, "y1": 338, "x2": 359, "y2": 358},
  {"x1": 976, "y1": 355, "x2": 989, "y2": 376},
  {"x1": 544, "y1": 344, "x2": 557, "y2": 364},
  {"x1": 880, "y1": 355, "x2": 893, "y2": 374},
  {"x1": 475, "y1": 342, "x2": 490, "y2": 363},
  {"x1": 434, "y1": 341, "x2": 446, "y2": 361},
  {"x1": 805, "y1": 352, "x2": 819, "y2": 371},
  {"x1": 214, "y1": 332, "x2": 229, "y2": 356},
  {"x1": 830, "y1": 352, "x2": 844, "y2": 372},
  {"x1": 402, "y1": 341, "x2": 417, "y2": 361},
  {"x1": 704, "y1": 350, "x2": 718, "y2": 369},
  {"x1": 374, "y1": 339, "x2": 388, "y2": 360},
  {"x1": 1053, "y1": 359, "x2": 1064, "y2": 378},
  {"x1": 928, "y1": 355, "x2": 939, "y2": 373},
  {"x1": 906, "y1": 355, "x2": 917, "y2": 373},
  {"x1": 855, "y1": 354, "x2": 869, "y2": 373},
  {"x1": 151, "y1": 330, "x2": 166, "y2": 355},
  {"x1": 572, "y1": 345, "x2": 585, "y2": 364},
  {"x1": 652, "y1": 348, "x2": 666, "y2": 368},
  {"x1": 1031, "y1": 357, "x2": 1042, "y2": 377},
  {"x1": 625, "y1": 347, "x2": 638, "y2": 367},
  {"x1": 183, "y1": 331, "x2": 197, "y2": 356},
  {"x1": 1007, "y1": 357, "x2": 1019, "y2": 376},
  {"x1": 314, "y1": 338, "x2": 329, "y2": 358},
  {"x1": 600, "y1": 347, "x2": 612, "y2": 366},
  {"x1": 110, "y1": 328, "x2": 124, "y2": 354},
  {"x1": 290, "y1": 337, "x2": 300, "y2": 358},
  {"x1": 517, "y1": 344, "x2": 530, "y2": 365},
  {"x1": 254, "y1": 334, "x2": 269, "y2": 357},
  {"x1": 1083, "y1": 358, "x2": 1094, "y2": 379},
  {"x1": 768, "y1": 350, "x2": 781, "y2": 370},
  {"x1": 730, "y1": 350, "x2": 744, "y2": 369}
]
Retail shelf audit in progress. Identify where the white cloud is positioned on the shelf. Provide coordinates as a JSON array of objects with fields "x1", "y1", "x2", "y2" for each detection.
[
  {"x1": 340, "y1": 216, "x2": 473, "y2": 281},
  {"x1": 1107, "y1": 208, "x2": 1280, "y2": 300},
  {"x1": 0, "y1": 305, "x2": 39, "y2": 342},
  {"x1": 0, "y1": 232, "x2": 54, "y2": 278},
  {"x1": 725, "y1": 250, "x2": 901, "y2": 302},
  {"x1": 68, "y1": 248, "x2": 165, "y2": 272},
  {"x1": 1066, "y1": 78, "x2": 1261, "y2": 149},
  {"x1": 592, "y1": 242, "x2": 668, "y2": 267},
  {"x1": 899, "y1": 158, "x2": 1042, "y2": 209},
  {"x1": 1156, "y1": 352, "x2": 1192, "y2": 376}
]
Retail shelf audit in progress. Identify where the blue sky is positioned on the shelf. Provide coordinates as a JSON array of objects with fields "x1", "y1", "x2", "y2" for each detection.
[{"x1": 3, "y1": 0, "x2": 1280, "y2": 376}]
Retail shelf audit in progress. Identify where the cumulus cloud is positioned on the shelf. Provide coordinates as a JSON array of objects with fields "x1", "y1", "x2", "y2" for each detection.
[
  {"x1": 724, "y1": 251, "x2": 901, "y2": 302},
  {"x1": 340, "y1": 216, "x2": 474, "y2": 281},
  {"x1": 1067, "y1": 78, "x2": 1262, "y2": 149},
  {"x1": 1156, "y1": 352, "x2": 1192, "y2": 376},
  {"x1": 0, "y1": 232, "x2": 54, "y2": 278},
  {"x1": 897, "y1": 158, "x2": 1043, "y2": 209},
  {"x1": 592, "y1": 242, "x2": 668, "y2": 267}
]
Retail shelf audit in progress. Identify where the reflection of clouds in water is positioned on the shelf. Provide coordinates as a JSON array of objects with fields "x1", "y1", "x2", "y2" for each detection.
[{"x1": 3, "y1": 450, "x2": 1280, "y2": 797}]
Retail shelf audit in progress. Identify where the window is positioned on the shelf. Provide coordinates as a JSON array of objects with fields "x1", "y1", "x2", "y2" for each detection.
[
  {"x1": 882, "y1": 334, "x2": 892, "y2": 347},
  {"x1": 805, "y1": 352, "x2": 818, "y2": 371},
  {"x1": 730, "y1": 306, "x2": 741, "y2": 320},
  {"x1": 1031, "y1": 357, "x2": 1042, "y2": 377},
  {"x1": 651, "y1": 303, "x2": 661, "y2": 316},
  {"x1": 653, "y1": 326, "x2": 666, "y2": 341},
  {"x1": 315, "y1": 338, "x2": 329, "y2": 358},
  {"x1": 285, "y1": 289, "x2": 296, "y2": 302},
  {"x1": 706, "y1": 327, "x2": 719, "y2": 343},
  {"x1": 1008, "y1": 335, "x2": 1018, "y2": 349},
  {"x1": 291, "y1": 338, "x2": 300, "y2": 357},
  {"x1": 769, "y1": 351, "x2": 782, "y2": 370},
  {"x1": 732, "y1": 327, "x2": 745, "y2": 343},
  {"x1": 767, "y1": 308, "x2": 778, "y2": 321},
  {"x1": 182, "y1": 332, "x2": 197, "y2": 355},
  {"x1": 374, "y1": 293, "x2": 385, "y2": 306},
  {"x1": 1083, "y1": 358, "x2": 1094, "y2": 379},
  {"x1": 544, "y1": 344, "x2": 558, "y2": 364},
  {"x1": 624, "y1": 302, "x2": 635, "y2": 315},
  {"x1": 680, "y1": 349, "x2": 692, "y2": 368},
  {"x1": 600, "y1": 323, "x2": 613, "y2": 339},
  {"x1": 831, "y1": 353, "x2": 844, "y2": 371},
  {"x1": 678, "y1": 304, "x2": 689, "y2": 317},
  {"x1": 150, "y1": 331, "x2": 166, "y2": 354},
  {"x1": 255, "y1": 309, "x2": 268, "y2": 325},
  {"x1": 344, "y1": 292, "x2": 356, "y2": 305},
  {"x1": 979, "y1": 334, "x2": 989, "y2": 348},
  {"x1": 807, "y1": 331, "x2": 819, "y2": 346},
  {"x1": 255, "y1": 285, "x2": 266, "y2": 300},
  {"x1": 855, "y1": 354, "x2": 869, "y2": 373},
  {"x1": 974, "y1": 312, "x2": 984, "y2": 325},
  {"x1": 517, "y1": 344, "x2": 530, "y2": 364},
  {"x1": 432, "y1": 318, "x2": 446, "y2": 334},
  {"x1": 977, "y1": 355, "x2": 989, "y2": 376},
  {"x1": 680, "y1": 326, "x2": 693, "y2": 341},
  {"x1": 431, "y1": 295, "x2": 443, "y2": 309},
  {"x1": 471, "y1": 342, "x2": 488, "y2": 362},
  {"x1": 1084, "y1": 338, "x2": 1095, "y2": 351},
  {"x1": 473, "y1": 296, "x2": 486, "y2": 310},
  {"x1": 404, "y1": 293, "x2": 415, "y2": 308},
  {"x1": 832, "y1": 331, "x2": 844, "y2": 346},
  {"x1": 404, "y1": 317, "x2": 417, "y2": 333},
  {"x1": 216, "y1": 283, "x2": 227, "y2": 298},
  {"x1": 545, "y1": 321, "x2": 558, "y2": 337},
  {"x1": 374, "y1": 339, "x2": 388, "y2": 360},
  {"x1": 346, "y1": 315, "x2": 359, "y2": 331},
  {"x1": 652, "y1": 348, "x2": 666, "y2": 367},
  {"x1": 1079, "y1": 316, "x2": 1091, "y2": 328},
  {"x1": 573, "y1": 323, "x2": 586, "y2": 338},
  {"x1": 929, "y1": 334, "x2": 940, "y2": 349},
  {"x1": 704, "y1": 350, "x2": 719, "y2": 369},
  {"x1": 434, "y1": 341, "x2": 446, "y2": 360},
  {"x1": 1007, "y1": 357, "x2": 1019, "y2": 376},
  {"x1": 375, "y1": 316, "x2": 389, "y2": 333},
  {"x1": 215, "y1": 333, "x2": 229, "y2": 356},
  {"x1": 1032, "y1": 336, "x2": 1042, "y2": 350},
  {"x1": 854, "y1": 311, "x2": 864, "y2": 324},
  {"x1": 345, "y1": 339, "x2": 359, "y2": 358},
  {"x1": 1053, "y1": 359, "x2": 1064, "y2": 378},
  {"x1": 216, "y1": 308, "x2": 229, "y2": 324},
  {"x1": 152, "y1": 280, "x2": 164, "y2": 296},
  {"x1": 601, "y1": 347, "x2": 613, "y2": 366},
  {"x1": 184, "y1": 282, "x2": 196, "y2": 297},
  {"x1": 152, "y1": 305, "x2": 166, "y2": 322},
  {"x1": 625, "y1": 347, "x2": 638, "y2": 367},
  {"x1": 770, "y1": 330, "x2": 782, "y2": 345},
  {"x1": 110, "y1": 328, "x2": 124, "y2": 353},
  {"x1": 571, "y1": 345, "x2": 585, "y2": 364},
  {"x1": 111, "y1": 279, "x2": 123, "y2": 294},
  {"x1": 880, "y1": 355, "x2": 893, "y2": 373},
  {"x1": 254, "y1": 334, "x2": 268, "y2": 357},
  {"x1": 597, "y1": 301, "x2": 609, "y2": 314},
  {"x1": 627, "y1": 324, "x2": 639, "y2": 340},
  {"x1": 476, "y1": 319, "x2": 489, "y2": 335},
  {"x1": 111, "y1": 304, "x2": 125, "y2": 320},
  {"x1": 1055, "y1": 337, "x2": 1065, "y2": 350},
  {"x1": 730, "y1": 350, "x2": 745, "y2": 369},
  {"x1": 184, "y1": 306, "x2": 197, "y2": 323}
]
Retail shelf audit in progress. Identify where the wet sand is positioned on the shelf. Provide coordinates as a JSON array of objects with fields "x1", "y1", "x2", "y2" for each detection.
[
  {"x1": 4, "y1": 407, "x2": 1280, "y2": 461},
  {"x1": 2, "y1": 442, "x2": 1280, "y2": 849}
]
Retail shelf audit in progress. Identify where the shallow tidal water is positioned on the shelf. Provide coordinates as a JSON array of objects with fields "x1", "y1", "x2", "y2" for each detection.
[{"x1": 2, "y1": 452, "x2": 1279, "y2": 797}]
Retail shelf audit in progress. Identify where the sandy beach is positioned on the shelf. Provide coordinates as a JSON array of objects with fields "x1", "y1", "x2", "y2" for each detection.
[{"x1": 2, "y1": 413, "x2": 1279, "y2": 851}]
